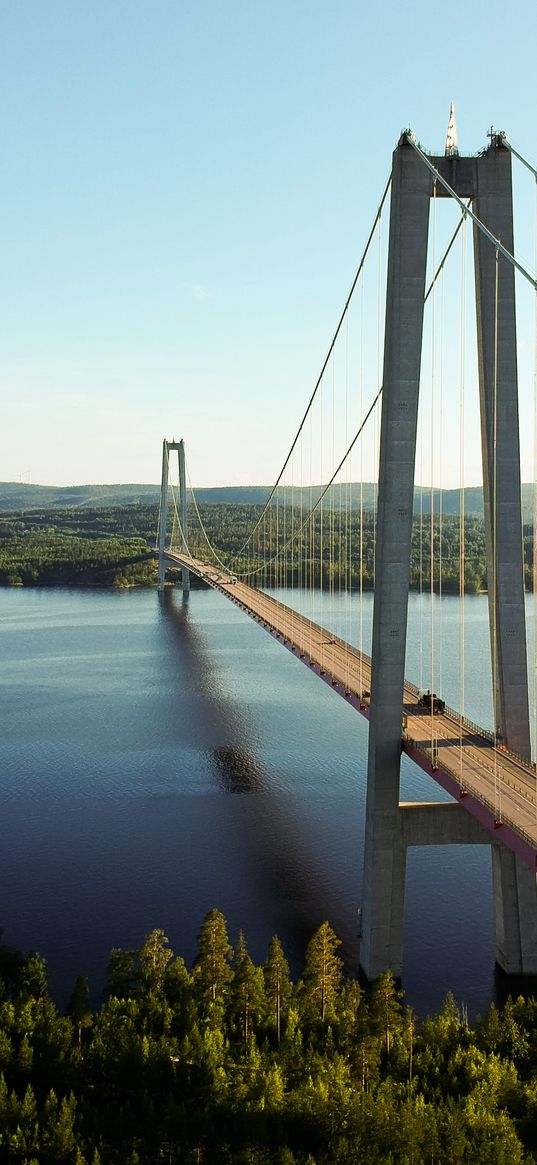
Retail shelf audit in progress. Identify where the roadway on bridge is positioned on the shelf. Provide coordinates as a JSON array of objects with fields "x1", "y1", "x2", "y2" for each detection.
[{"x1": 165, "y1": 551, "x2": 537, "y2": 858}]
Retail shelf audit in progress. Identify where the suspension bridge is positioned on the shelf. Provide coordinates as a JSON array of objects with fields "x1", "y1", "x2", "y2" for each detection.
[{"x1": 157, "y1": 119, "x2": 537, "y2": 981}]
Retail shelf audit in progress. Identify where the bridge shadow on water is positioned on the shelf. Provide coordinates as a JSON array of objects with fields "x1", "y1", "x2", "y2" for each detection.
[{"x1": 158, "y1": 587, "x2": 360, "y2": 975}]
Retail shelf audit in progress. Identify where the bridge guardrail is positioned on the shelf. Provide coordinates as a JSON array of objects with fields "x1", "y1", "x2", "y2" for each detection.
[
  {"x1": 404, "y1": 737, "x2": 537, "y2": 852},
  {"x1": 179, "y1": 564, "x2": 537, "y2": 815}
]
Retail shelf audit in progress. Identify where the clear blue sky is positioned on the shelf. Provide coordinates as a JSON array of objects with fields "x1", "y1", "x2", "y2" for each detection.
[{"x1": 1, "y1": 0, "x2": 536, "y2": 487}]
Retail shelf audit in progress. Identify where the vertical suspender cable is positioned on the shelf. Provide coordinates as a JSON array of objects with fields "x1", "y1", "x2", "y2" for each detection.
[
  {"x1": 344, "y1": 308, "x2": 350, "y2": 689},
  {"x1": 430, "y1": 179, "x2": 437, "y2": 756},
  {"x1": 459, "y1": 215, "x2": 467, "y2": 787},
  {"x1": 533, "y1": 174, "x2": 537, "y2": 779},
  {"x1": 328, "y1": 361, "x2": 333, "y2": 638},
  {"x1": 419, "y1": 393, "x2": 424, "y2": 693},
  {"x1": 309, "y1": 407, "x2": 314, "y2": 653},
  {"x1": 319, "y1": 378, "x2": 324, "y2": 667},
  {"x1": 438, "y1": 255, "x2": 445, "y2": 705},
  {"x1": 359, "y1": 275, "x2": 365, "y2": 692},
  {"x1": 493, "y1": 249, "x2": 501, "y2": 819}
]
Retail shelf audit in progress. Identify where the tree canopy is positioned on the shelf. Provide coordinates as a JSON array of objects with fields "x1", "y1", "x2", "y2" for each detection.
[{"x1": 0, "y1": 915, "x2": 536, "y2": 1163}]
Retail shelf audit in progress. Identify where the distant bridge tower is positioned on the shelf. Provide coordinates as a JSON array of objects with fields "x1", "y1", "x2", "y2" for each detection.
[
  {"x1": 157, "y1": 438, "x2": 190, "y2": 593},
  {"x1": 360, "y1": 131, "x2": 536, "y2": 980}
]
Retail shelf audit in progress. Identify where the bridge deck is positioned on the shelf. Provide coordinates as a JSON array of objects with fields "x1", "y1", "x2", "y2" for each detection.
[{"x1": 165, "y1": 551, "x2": 537, "y2": 868}]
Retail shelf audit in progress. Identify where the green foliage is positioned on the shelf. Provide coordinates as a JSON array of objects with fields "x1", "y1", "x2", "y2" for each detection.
[
  {"x1": 193, "y1": 908, "x2": 233, "y2": 1006},
  {"x1": 229, "y1": 948, "x2": 265, "y2": 1049},
  {"x1": 183, "y1": 504, "x2": 493, "y2": 594},
  {"x1": 20, "y1": 954, "x2": 49, "y2": 1002},
  {"x1": 263, "y1": 936, "x2": 292, "y2": 1045},
  {"x1": 0, "y1": 499, "x2": 508, "y2": 593},
  {"x1": 0, "y1": 504, "x2": 157, "y2": 587},
  {"x1": 0, "y1": 918, "x2": 536, "y2": 1162},
  {"x1": 66, "y1": 977, "x2": 92, "y2": 1049},
  {"x1": 139, "y1": 929, "x2": 174, "y2": 995},
  {"x1": 300, "y1": 921, "x2": 343, "y2": 1024}
]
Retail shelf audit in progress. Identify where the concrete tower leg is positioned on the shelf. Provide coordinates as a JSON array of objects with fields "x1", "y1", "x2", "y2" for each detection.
[
  {"x1": 473, "y1": 141, "x2": 531, "y2": 757},
  {"x1": 360, "y1": 139, "x2": 431, "y2": 980},
  {"x1": 492, "y1": 847, "x2": 537, "y2": 974},
  {"x1": 178, "y1": 439, "x2": 190, "y2": 593},
  {"x1": 473, "y1": 141, "x2": 537, "y2": 973},
  {"x1": 158, "y1": 439, "x2": 170, "y2": 592}
]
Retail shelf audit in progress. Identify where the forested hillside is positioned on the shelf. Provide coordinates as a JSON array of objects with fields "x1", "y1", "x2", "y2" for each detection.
[
  {"x1": 0, "y1": 502, "x2": 533, "y2": 591},
  {"x1": 4, "y1": 480, "x2": 535, "y2": 518}
]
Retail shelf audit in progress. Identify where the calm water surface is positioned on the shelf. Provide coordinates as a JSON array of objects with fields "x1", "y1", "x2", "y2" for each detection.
[{"x1": 1, "y1": 584, "x2": 530, "y2": 1016}]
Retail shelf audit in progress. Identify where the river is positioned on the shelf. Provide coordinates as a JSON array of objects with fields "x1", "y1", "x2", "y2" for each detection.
[{"x1": 1, "y1": 583, "x2": 534, "y2": 1016}]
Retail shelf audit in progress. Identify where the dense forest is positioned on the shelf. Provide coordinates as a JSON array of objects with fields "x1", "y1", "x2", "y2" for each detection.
[
  {"x1": 0, "y1": 913, "x2": 536, "y2": 1163},
  {"x1": 0, "y1": 501, "x2": 533, "y2": 592},
  {"x1": 0, "y1": 506, "x2": 158, "y2": 588}
]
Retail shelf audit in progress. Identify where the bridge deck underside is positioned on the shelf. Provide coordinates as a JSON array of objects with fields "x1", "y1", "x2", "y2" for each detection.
[{"x1": 164, "y1": 551, "x2": 537, "y2": 868}]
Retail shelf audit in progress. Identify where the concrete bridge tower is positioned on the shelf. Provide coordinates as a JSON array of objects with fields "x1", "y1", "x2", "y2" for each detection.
[
  {"x1": 157, "y1": 438, "x2": 190, "y2": 593},
  {"x1": 360, "y1": 130, "x2": 536, "y2": 980}
]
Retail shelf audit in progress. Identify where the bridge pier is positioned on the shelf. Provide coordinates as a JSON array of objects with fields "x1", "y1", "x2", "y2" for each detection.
[
  {"x1": 493, "y1": 849, "x2": 537, "y2": 975},
  {"x1": 360, "y1": 801, "x2": 493, "y2": 979}
]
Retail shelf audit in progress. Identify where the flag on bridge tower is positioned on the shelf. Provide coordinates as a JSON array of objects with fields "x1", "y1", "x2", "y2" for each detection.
[{"x1": 445, "y1": 102, "x2": 459, "y2": 156}]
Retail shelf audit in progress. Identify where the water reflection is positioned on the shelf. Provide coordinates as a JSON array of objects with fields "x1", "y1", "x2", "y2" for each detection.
[
  {"x1": 0, "y1": 587, "x2": 504, "y2": 1016},
  {"x1": 159, "y1": 587, "x2": 248, "y2": 750},
  {"x1": 158, "y1": 587, "x2": 359, "y2": 968},
  {"x1": 213, "y1": 747, "x2": 265, "y2": 794}
]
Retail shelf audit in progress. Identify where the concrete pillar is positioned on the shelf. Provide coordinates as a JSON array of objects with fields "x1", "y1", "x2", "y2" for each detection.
[
  {"x1": 473, "y1": 141, "x2": 531, "y2": 758},
  {"x1": 492, "y1": 847, "x2": 537, "y2": 974},
  {"x1": 157, "y1": 440, "x2": 169, "y2": 592},
  {"x1": 360, "y1": 139, "x2": 431, "y2": 980},
  {"x1": 178, "y1": 439, "x2": 190, "y2": 593},
  {"x1": 473, "y1": 140, "x2": 536, "y2": 973}
]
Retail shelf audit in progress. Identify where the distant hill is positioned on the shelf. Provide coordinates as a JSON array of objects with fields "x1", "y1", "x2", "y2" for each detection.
[
  {"x1": 0, "y1": 483, "x2": 161, "y2": 510},
  {"x1": 0, "y1": 480, "x2": 535, "y2": 521}
]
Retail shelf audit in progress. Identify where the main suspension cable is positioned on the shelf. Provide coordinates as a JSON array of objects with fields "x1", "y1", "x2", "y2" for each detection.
[
  {"x1": 237, "y1": 386, "x2": 384, "y2": 582},
  {"x1": 184, "y1": 460, "x2": 233, "y2": 573},
  {"x1": 185, "y1": 202, "x2": 472, "y2": 579},
  {"x1": 227, "y1": 174, "x2": 392, "y2": 563},
  {"x1": 502, "y1": 136, "x2": 537, "y2": 181},
  {"x1": 406, "y1": 133, "x2": 537, "y2": 290}
]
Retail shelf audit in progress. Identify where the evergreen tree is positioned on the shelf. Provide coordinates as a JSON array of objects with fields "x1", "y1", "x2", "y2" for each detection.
[
  {"x1": 0, "y1": 929, "x2": 24, "y2": 992},
  {"x1": 233, "y1": 929, "x2": 249, "y2": 969},
  {"x1": 140, "y1": 928, "x2": 174, "y2": 994},
  {"x1": 20, "y1": 954, "x2": 49, "y2": 1001},
  {"x1": 104, "y1": 947, "x2": 139, "y2": 999},
  {"x1": 230, "y1": 953, "x2": 265, "y2": 1049},
  {"x1": 263, "y1": 936, "x2": 292, "y2": 1044},
  {"x1": 301, "y1": 921, "x2": 342, "y2": 1024},
  {"x1": 369, "y1": 970, "x2": 404, "y2": 1055},
  {"x1": 193, "y1": 909, "x2": 233, "y2": 1005},
  {"x1": 66, "y1": 976, "x2": 92, "y2": 1048}
]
